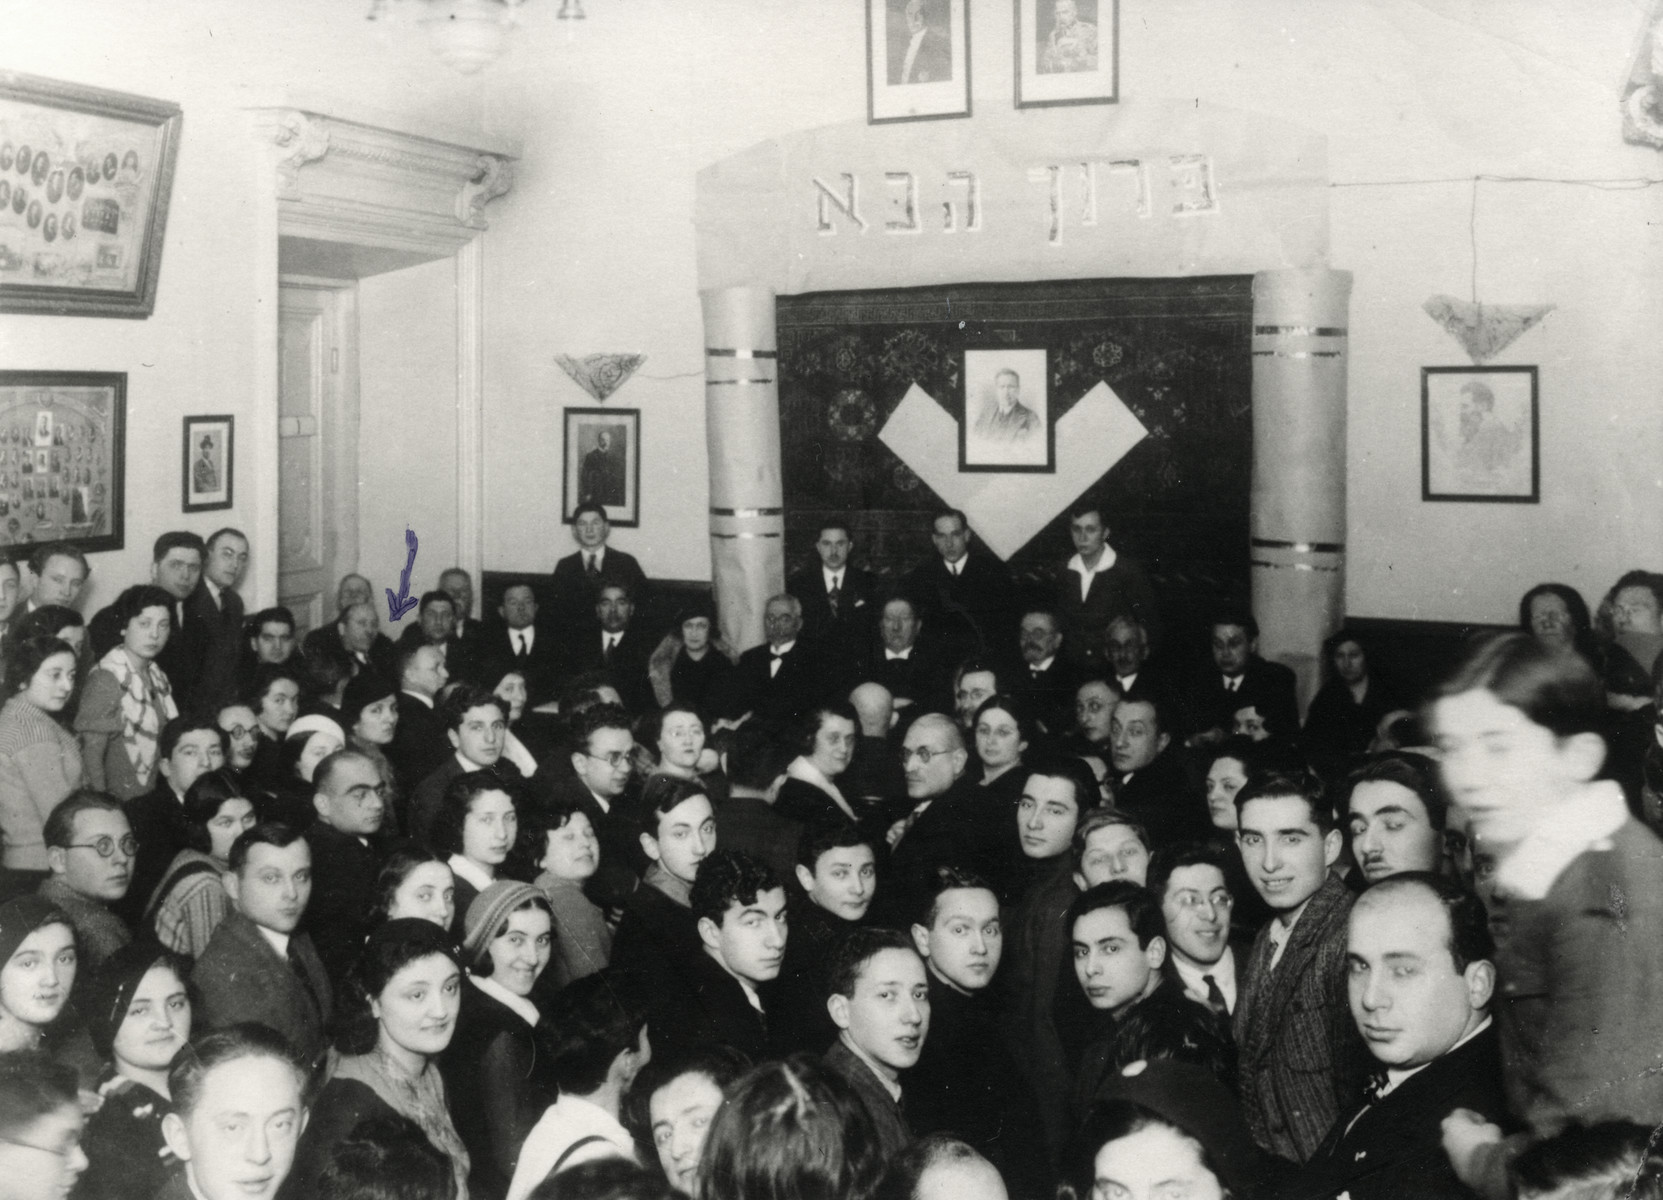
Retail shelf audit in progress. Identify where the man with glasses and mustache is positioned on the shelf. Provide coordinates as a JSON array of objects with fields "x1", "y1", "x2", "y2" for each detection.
[
  {"x1": 876, "y1": 713, "x2": 1012, "y2": 924},
  {"x1": 38, "y1": 790, "x2": 134, "y2": 973}
]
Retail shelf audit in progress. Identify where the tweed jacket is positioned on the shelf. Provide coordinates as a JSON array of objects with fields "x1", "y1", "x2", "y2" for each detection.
[
  {"x1": 192, "y1": 910, "x2": 333, "y2": 1073},
  {"x1": 1233, "y1": 872, "x2": 1363, "y2": 1163}
]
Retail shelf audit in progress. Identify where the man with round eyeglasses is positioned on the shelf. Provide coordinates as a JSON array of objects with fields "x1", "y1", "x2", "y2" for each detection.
[{"x1": 39, "y1": 790, "x2": 134, "y2": 972}]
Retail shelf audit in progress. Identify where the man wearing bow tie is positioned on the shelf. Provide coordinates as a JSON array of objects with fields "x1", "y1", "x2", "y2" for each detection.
[
  {"x1": 1289, "y1": 873, "x2": 1505, "y2": 1200},
  {"x1": 720, "y1": 593, "x2": 830, "y2": 734}
]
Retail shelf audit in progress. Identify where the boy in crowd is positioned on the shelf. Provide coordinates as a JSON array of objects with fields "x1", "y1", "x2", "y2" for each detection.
[
  {"x1": 823, "y1": 927, "x2": 931, "y2": 1157},
  {"x1": 776, "y1": 822, "x2": 878, "y2": 1055},
  {"x1": 907, "y1": 865, "x2": 1048, "y2": 1199}
]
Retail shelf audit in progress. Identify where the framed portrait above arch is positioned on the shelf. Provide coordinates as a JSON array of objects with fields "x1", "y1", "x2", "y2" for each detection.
[
  {"x1": 563, "y1": 406, "x2": 641, "y2": 527},
  {"x1": 1015, "y1": 0, "x2": 1120, "y2": 109},
  {"x1": 867, "y1": 0, "x2": 972, "y2": 124},
  {"x1": 960, "y1": 347, "x2": 1055, "y2": 472}
]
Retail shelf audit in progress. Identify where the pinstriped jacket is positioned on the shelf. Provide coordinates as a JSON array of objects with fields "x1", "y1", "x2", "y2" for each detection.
[{"x1": 1232, "y1": 872, "x2": 1365, "y2": 1164}]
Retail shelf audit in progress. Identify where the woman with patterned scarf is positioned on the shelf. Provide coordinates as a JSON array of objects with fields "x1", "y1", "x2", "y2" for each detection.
[{"x1": 74, "y1": 585, "x2": 179, "y2": 801}]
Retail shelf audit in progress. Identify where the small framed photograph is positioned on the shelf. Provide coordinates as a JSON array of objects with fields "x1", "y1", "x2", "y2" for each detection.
[
  {"x1": 182, "y1": 415, "x2": 233, "y2": 512},
  {"x1": 960, "y1": 348, "x2": 1055, "y2": 473},
  {"x1": 0, "y1": 370, "x2": 124, "y2": 552},
  {"x1": 0, "y1": 71, "x2": 183, "y2": 318},
  {"x1": 867, "y1": 0, "x2": 971, "y2": 124},
  {"x1": 563, "y1": 407, "x2": 640, "y2": 527},
  {"x1": 1421, "y1": 366, "x2": 1539, "y2": 503},
  {"x1": 1015, "y1": 0, "x2": 1120, "y2": 109}
]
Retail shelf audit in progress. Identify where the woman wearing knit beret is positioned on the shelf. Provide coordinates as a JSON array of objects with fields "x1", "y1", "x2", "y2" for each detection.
[{"x1": 439, "y1": 881, "x2": 559, "y2": 1200}]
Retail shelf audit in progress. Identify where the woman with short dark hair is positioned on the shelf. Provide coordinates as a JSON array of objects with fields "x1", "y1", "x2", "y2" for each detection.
[{"x1": 75, "y1": 585, "x2": 179, "y2": 801}]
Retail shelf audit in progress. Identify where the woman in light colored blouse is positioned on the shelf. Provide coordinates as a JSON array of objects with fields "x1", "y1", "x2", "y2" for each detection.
[
  {"x1": 0, "y1": 636, "x2": 85, "y2": 874},
  {"x1": 74, "y1": 586, "x2": 178, "y2": 802},
  {"x1": 531, "y1": 795, "x2": 611, "y2": 987},
  {"x1": 145, "y1": 769, "x2": 256, "y2": 958}
]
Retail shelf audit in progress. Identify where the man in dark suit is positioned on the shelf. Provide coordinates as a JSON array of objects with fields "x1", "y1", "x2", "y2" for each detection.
[
  {"x1": 1056, "y1": 504, "x2": 1161, "y2": 667},
  {"x1": 89, "y1": 531, "x2": 208, "y2": 704},
  {"x1": 564, "y1": 583, "x2": 654, "y2": 714},
  {"x1": 19, "y1": 541, "x2": 89, "y2": 614},
  {"x1": 407, "y1": 685, "x2": 512, "y2": 847},
  {"x1": 651, "y1": 850, "x2": 789, "y2": 1063},
  {"x1": 1105, "y1": 614, "x2": 1189, "y2": 736},
  {"x1": 560, "y1": 701, "x2": 644, "y2": 910},
  {"x1": 189, "y1": 527, "x2": 249, "y2": 717},
  {"x1": 548, "y1": 502, "x2": 649, "y2": 655},
  {"x1": 907, "y1": 866, "x2": 1049, "y2": 1199},
  {"x1": 879, "y1": 713, "x2": 1014, "y2": 923},
  {"x1": 788, "y1": 520, "x2": 877, "y2": 653},
  {"x1": 1111, "y1": 691, "x2": 1211, "y2": 849},
  {"x1": 1290, "y1": 873, "x2": 1505, "y2": 1200},
  {"x1": 302, "y1": 599, "x2": 397, "y2": 682},
  {"x1": 191, "y1": 823, "x2": 333, "y2": 1075},
  {"x1": 386, "y1": 641, "x2": 451, "y2": 799},
  {"x1": 712, "y1": 727, "x2": 800, "y2": 886},
  {"x1": 720, "y1": 593, "x2": 831, "y2": 733},
  {"x1": 1195, "y1": 611, "x2": 1300, "y2": 744},
  {"x1": 904, "y1": 509, "x2": 1016, "y2": 664},
  {"x1": 478, "y1": 581, "x2": 562, "y2": 705},
  {"x1": 869, "y1": 595, "x2": 949, "y2": 716},
  {"x1": 1233, "y1": 770, "x2": 1364, "y2": 1163},
  {"x1": 1014, "y1": 606, "x2": 1079, "y2": 735},
  {"x1": 121, "y1": 716, "x2": 227, "y2": 927},
  {"x1": 303, "y1": 750, "x2": 390, "y2": 995}
]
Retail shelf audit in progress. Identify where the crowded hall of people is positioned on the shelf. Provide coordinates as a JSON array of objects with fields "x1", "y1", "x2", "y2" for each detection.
[{"x1": 3, "y1": 1, "x2": 1662, "y2": 1198}]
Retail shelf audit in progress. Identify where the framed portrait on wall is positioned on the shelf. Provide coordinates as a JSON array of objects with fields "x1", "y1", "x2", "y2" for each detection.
[
  {"x1": 0, "y1": 71, "x2": 183, "y2": 318},
  {"x1": 182, "y1": 414, "x2": 233, "y2": 512},
  {"x1": 1015, "y1": 0, "x2": 1120, "y2": 109},
  {"x1": 563, "y1": 407, "x2": 640, "y2": 527},
  {"x1": 867, "y1": 0, "x2": 971, "y2": 124},
  {"x1": 0, "y1": 370, "x2": 125, "y2": 553},
  {"x1": 960, "y1": 348, "x2": 1055, "y2": 472},
  {"x1": 1422, "y1": 366, "x2": 1539, "y2": 503}
]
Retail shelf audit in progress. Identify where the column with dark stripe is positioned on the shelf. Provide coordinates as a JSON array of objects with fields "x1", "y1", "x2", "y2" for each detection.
[
  {"x1": 1249, "y1": 269, "x2": 1353, "y2": 707},
  {"x1": 702, "y1": 287, "x2": 786, "y2": 656}
]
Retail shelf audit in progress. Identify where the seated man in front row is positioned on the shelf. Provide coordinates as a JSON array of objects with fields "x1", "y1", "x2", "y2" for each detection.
[{"x1": 1289, "y1": 872, "x2": 1505, "y2": 1200}]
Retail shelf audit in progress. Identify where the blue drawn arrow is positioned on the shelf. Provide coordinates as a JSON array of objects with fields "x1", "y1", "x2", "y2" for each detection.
[{"x1": 385, "y1": 529, "x2": 419, "y2": 621}]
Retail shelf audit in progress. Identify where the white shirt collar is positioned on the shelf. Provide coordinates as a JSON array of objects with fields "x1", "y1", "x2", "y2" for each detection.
[
  {"x1": 823, "y1": 567, "x2": 844, "y2": 590},
  {"x1": 1381, "y1": 1015, "x2": 1493, "y2": 1096},
  {"x1": 770, "y1": 639, "x2": 796, "y2": 655},
  {"x1": 447, "y1": 853, "x2": 495, "y2": 893},
  {"x1": 885, "y1": 647, "x2": 912, "y2": 660},
  {"x1": 512, "y1": 626, "x2": 534, "y2": 649},
  {"x1": 1067, "y1": 548, "x2": 1117, "y2": 577},
  {"x1": 1173, "y1": 946, "x2": 1236, "y2": 1009},
  {"x1": 587, "y1": 785, "x2": 612, "y2": 815},
  {"x1": 402, "y1": 689, "x2": 435, "y2": 709},
  {"x1": 255, "y1": 924, "x2": 290, "y2": 959},
  {"x1": 585, "y1": 548, "x2": 606, "y2": 568},
  {"x1": 1029, "y1": 655, "x2": 1056, "y2": 673},
  {"x1": 204, "y1": 578, "x2": 224, "y2": 605},
  {"x1": 471, "y1": 974, "x2": 540, "y2": 1027},
  {"x1": 1494, "y1": 780, "x2": 1629, "y2": 901},
  {"x1": 1117, "y1": 671, "x2": 1139, "y2": 690}
]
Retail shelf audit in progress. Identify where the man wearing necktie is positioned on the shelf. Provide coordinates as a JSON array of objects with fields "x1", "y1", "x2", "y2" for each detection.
[
  {"x1": 483, "y1": 582, "x2": 558, "y2": 707},
  {"x1": 547, "y1": 502, "x2": 648, "y2": 662},
  {"x1": 1014, "y1": 606, "x2": 1079, "y2": 734},
  {"x1": 1289, "y1": 874, "x2": 1505, "y2": 1200},
  {"x1": 904, "y1": 509, "x2": 1016, "y2": 668},
  {"x1": 1153, "y1": 843, "x2": 1246, "y2": 1020},
  {"x1": 1192, "y1": 610, "x2": 1299, "y2": 747},
  {"x1": 788, "y1": 520, "x2": 876, "y2": 653}
]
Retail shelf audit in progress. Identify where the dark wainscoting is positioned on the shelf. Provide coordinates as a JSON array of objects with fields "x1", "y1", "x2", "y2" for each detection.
[{"x1": 1343, "y1": 616, "x2": 1514, "y2": 706}]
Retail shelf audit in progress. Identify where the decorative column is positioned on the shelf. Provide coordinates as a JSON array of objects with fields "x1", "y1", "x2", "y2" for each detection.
[
  {"x1": 701, "y1": 286, "x2": 786, "y2": 656},
  {"x1": 1249, "y1": 269, "x2": 1353, "y2": 708}
]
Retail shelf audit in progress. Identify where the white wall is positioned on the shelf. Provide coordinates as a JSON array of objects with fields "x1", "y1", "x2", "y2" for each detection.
[
  {"x1": 3, "y1": 0, "x2": 490, "y2": 612},
  {"x1": 479, "y1": 0, "x2": 1662, "y2": 624}
]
